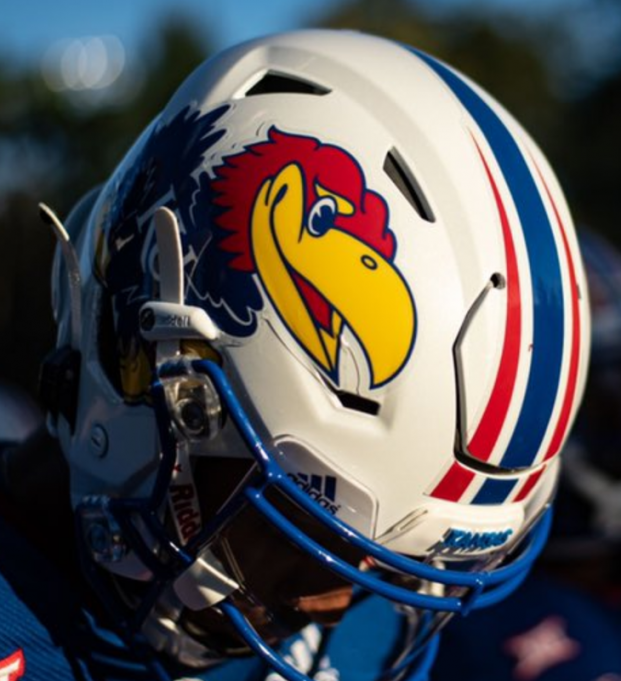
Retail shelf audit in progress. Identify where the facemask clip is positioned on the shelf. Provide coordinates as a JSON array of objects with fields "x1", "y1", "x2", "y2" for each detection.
[
  {"x1": 161, "y1": 363, "x2": 223, "y2": 443},
  {"x1": 79, "y1": 495, "x2": 128, "y2": 564}
]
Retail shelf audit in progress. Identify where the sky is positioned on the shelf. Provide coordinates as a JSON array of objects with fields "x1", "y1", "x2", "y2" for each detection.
[
  {"x1": 1, "y1": 0, "x2": 618, "y2": 101},
  {"x1": 0, "y1": 0, "x2": 578, "y2": 67},
  {"x1": 1, "y1": 0, "x2": 343, "y2": 66}
]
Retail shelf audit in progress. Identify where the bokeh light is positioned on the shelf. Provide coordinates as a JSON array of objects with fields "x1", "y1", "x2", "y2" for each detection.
[{"x1": 41, "y1": 34, "x2": 135, "y2": 106}]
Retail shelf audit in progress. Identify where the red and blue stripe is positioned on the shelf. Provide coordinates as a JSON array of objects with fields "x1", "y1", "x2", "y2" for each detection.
[{"x1": 404, "y1": 47, "x2": 582, "y2": 503}]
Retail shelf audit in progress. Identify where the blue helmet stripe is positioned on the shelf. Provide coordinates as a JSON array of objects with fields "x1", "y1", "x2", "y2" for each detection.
[
  {"x1": 472, "y1": 477, "x2": 519, "y2": 505},
  {"x1": 406, "y1": 47, "x2": 565, "y2": 470}
]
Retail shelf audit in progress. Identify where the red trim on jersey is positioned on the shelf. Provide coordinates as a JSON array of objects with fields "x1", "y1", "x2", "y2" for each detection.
[{"x1": 0, "y1": 650, "x2": 25, "y2": 681}]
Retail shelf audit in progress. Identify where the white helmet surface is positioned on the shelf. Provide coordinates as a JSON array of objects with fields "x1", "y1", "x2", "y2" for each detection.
[{"x1": 45, "y1": 29, "x2": 590, "y2": 680}]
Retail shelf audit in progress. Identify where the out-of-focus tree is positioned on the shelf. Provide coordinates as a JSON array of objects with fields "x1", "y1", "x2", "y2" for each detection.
[
  {"x1": 318, "y1": 0, "x2": 621, "y2": 242},
  {"x1": 0, "y1": 14, "x2": 210, "y2": 210},
  {"x1": 3, "y1": 0, "x2": 621, "y2": 398},
  {"x1": 0, "y1": 15, "x2": 212, "y2": 397},
  {"x1": 564, "y1": 69, "x2": 621, "y2": 242},
  {"x1": 319, "y1": 0, "x2": 559, "y2": 145}
]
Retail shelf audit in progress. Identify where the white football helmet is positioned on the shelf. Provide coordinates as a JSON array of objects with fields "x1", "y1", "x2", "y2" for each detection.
[{"x1": 41, "y1": 29, "x2": 590, "y2": 680}]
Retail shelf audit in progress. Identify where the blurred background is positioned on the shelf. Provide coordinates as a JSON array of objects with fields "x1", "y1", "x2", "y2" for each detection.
[{"x1": 1, "y1": 0, "x2": 620, "y2": 400}]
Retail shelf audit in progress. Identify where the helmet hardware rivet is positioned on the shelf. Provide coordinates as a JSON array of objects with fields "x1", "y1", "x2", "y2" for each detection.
[
  {"x1": 139, "y1": 307, "x2": 156, "y2": 331},
  {"x1": 89, "y1": 425, "x2": 109, "y2": 458},
  {"x1": 491, "y1": 272, "x2": 506, "y2": 289},
  {"x1": 87, "y1": 521, "x2": 111, "y2": 555},
  {"x1": 179, "y1": 398, "x2": 209, "y2": 435}
]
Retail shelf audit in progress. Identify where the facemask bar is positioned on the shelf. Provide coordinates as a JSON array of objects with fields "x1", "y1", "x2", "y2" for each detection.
[
  {"x1": 159, "y1": 359, "x2": 549, "y2": 606},
  {"x1": 184, "y1": 359, "x2": 550, "y2": 605},
  {"x1": 76, "y1": 357, "x2": 551, "y2": 681},
  {"x1": 219, "y1": 600, "x2": 441, "y2": 681},
  {"x1": 389, "y1": 610, "x2": 442, "y2": 679}
]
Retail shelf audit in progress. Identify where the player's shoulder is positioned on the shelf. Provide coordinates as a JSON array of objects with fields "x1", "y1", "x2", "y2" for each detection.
[
  {"x1": 432, "y1": 571, "x2": 621, "y2": 681},
  {"x1": 0, "y1": 513, "x2": 166, "y2": 680},
  {"x1": 0, "y1": 513, "x2": 84, "y2": 679},
  {"x1": 184, "y1": 595, "x2": 428, "y2": 681}
]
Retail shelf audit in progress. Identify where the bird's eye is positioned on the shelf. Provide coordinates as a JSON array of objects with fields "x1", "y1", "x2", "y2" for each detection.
[{"x1": 308, "y1": 196, "x2": 337, "y2": 237}]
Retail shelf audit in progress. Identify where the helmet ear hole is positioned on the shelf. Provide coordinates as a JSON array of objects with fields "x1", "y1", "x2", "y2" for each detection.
[
  {"x1": 39, "y1": 345, "x2": 81, "y2": 432},
  {"x1": 97, "y1": 288, "x2": 124, "y2": 398}
]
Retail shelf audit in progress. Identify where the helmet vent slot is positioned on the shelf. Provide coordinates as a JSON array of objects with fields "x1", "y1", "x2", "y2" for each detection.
[
  {"x1": 334, "y1": 390, "x2": 380, "y2": 416},
  {"x1": 244, "y1": 72, "x2": 330, "y2": 97},
  {"x1": 384, "y1": 150, "x2": 435, "y2": 223}
]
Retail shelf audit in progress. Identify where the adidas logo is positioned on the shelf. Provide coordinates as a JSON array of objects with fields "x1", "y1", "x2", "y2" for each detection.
[{"x1": 288, "y1": 472, "x2": 341, "y2": 515}]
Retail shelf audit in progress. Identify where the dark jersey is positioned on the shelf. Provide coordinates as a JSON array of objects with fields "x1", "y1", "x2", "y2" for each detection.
[
  {"x1": 0, "y1": 510, "x2": 436, "y2": 681},
  {"x1": 431, "y1": 572, "x2": 621, "y2": 681}
]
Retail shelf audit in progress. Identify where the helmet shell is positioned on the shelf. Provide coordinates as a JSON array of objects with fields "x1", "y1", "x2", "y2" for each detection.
[{"x1": 53, "y1": 29, "x2": 589, "y2": 563}]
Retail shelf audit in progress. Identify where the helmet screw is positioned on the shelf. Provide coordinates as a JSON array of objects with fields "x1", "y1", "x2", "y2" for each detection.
[
  {"x1": 86, "y1": 521, "x2": 110, "y2": 555},
  {"x1": 139, "y1": 307, "x2": 155, "y2": 331},
  {"x1": 179, "y1": 398, "x2": 209, "y2": 435},
  {"x1": 89, "y1": 424, "x2": 108, "y2": 458}
]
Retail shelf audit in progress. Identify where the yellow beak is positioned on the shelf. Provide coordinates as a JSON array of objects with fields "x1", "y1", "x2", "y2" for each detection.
[{"x1": 251, "y1": 164, "x2": 415, "y2": 388}]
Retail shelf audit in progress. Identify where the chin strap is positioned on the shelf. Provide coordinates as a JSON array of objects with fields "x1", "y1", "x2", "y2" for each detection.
[
  {"x1": 141, "y1": 207, "x2": 235, "y2": 609},
  {"x1": 138, "y1": 206, "x2": 220, "y2": 550},
  {"x1": 139, "y1": 206, "x2": 219, "y2": 363}
]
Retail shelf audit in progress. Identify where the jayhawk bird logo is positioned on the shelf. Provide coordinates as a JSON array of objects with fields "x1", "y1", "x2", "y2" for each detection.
[
  {"x1": 97, "y1": 107, "x2": 416, "y2": 398},
  {"x1": 210, "y1": 127, "x2": 416, "y2": 388}
]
